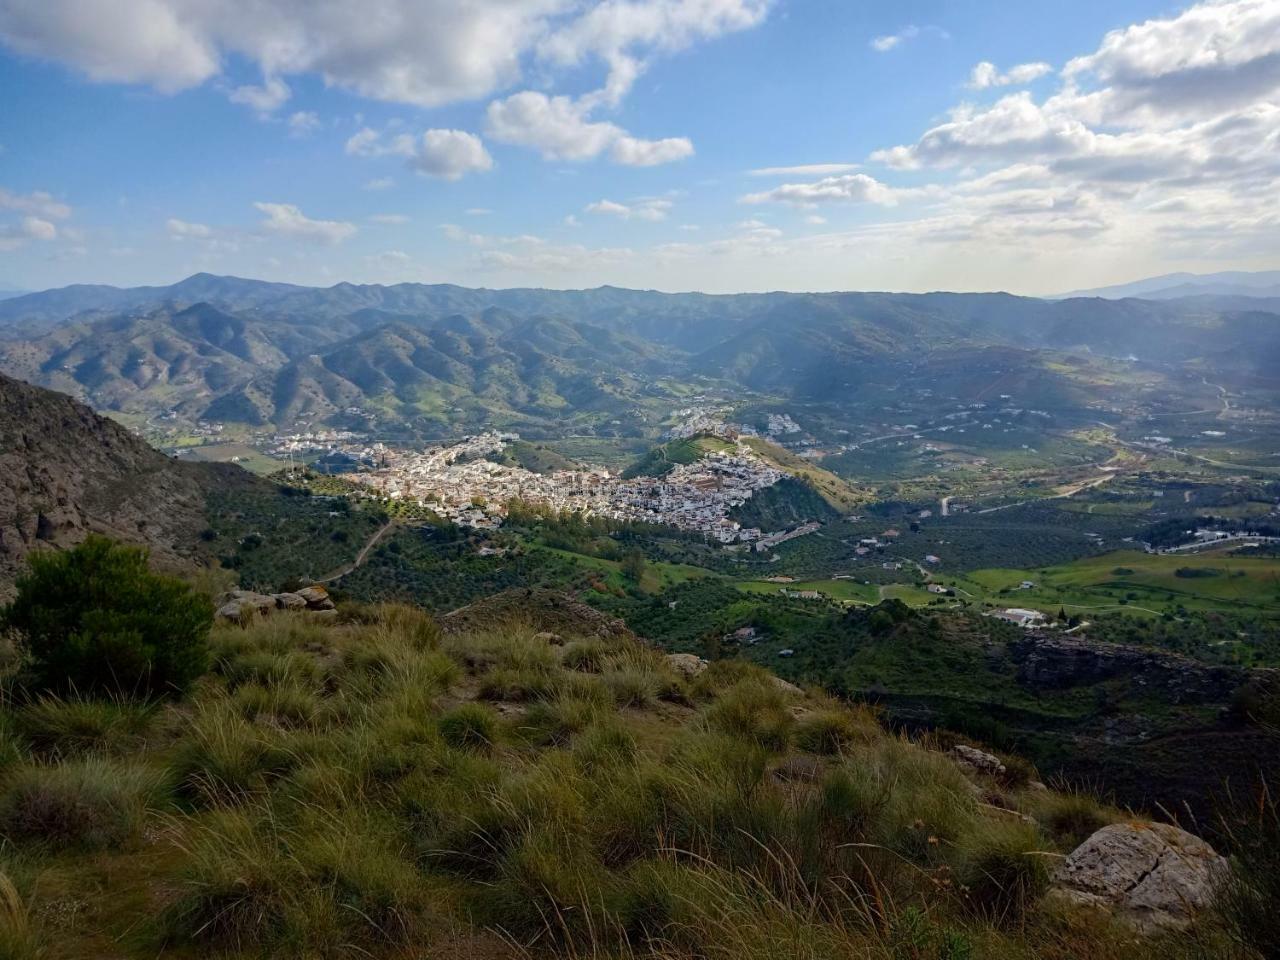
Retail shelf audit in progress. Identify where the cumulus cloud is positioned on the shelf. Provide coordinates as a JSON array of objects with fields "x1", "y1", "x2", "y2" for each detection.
[
  {"x1": 0, "y1": 187, "x2": 71, "y2": 220},
  {"x1": 348, "y1": 126, "x2": 493, "y2": 179},
  {"x1": 254, "y1": 201, "x2": 356, "y2": 243},
  {"x1": 585, "y1": 198, "x2": 672, "y2": 221},
  {"x1": 968, "y1": 61, "x2": 1052, "y2": 89},
  {"x1": 0, "y1": 216, "x2": 58, "y2": 250},
  {"x1": 742, "y1": 173, "x2": 898, "y2": 206},
  {"x1": 0, "y1": 0, "x2": 771, "y2": 115},
  {"x1": 411, "y1": 129, "x2": 494, "y2": 179},
  {"x1": 229, "y1": 75, "x2": 290, "y2": 114},
  {"x1": 486, "y1": 90, "x2": 691, "y2": 165}
]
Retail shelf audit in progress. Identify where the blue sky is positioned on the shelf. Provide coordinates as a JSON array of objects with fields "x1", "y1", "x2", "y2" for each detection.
[{"x1": 2, "y1": 0, "x2": 1278, "y2": 294}]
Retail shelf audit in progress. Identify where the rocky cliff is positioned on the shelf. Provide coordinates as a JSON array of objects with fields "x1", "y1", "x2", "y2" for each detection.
[{"x1": 0, "y1": 372, "x2": 254, "y2": 597}]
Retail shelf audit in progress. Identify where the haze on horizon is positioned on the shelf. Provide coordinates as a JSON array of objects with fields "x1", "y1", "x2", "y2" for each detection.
[{"x1": 2, "y1": 0, "x2": 1280, "y2": 296}]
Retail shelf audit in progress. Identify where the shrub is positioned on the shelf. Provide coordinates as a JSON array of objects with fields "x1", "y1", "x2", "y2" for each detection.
[
  {"x1": 561, "y1": 640, "x2": 607, "y2": 672},
  {"x1": 1030, "y1": 790, "x2": 1114, "y2": 848},
  {"x1": 951, "y1": 819, "x2": 1048, "y2": 920},
  {"x1": 704, "y1": 679, "x2": 793, "y2": 752},
  {"x1": 438, "y1": 704, "x2": 498, "y2": 751},
  {"x1": 0, "y1": 758, "x2": 166, "y2": 850},
  {"x1": 604, "y1": 667, "x2": 661, "y2": 709},
  {"x1": 169, "y1": 703, "x2": 293, "y2": 805},
  {"x1": 1216, "y1": 783, "x2": 1280, "y2": 959},
  {"x1": 0, "y1": 537, "x2": 212, "y2": 697},
  {"x1": 0, "y1": 871, "x2": 39, "y2": 960},
  {"x1": 516, "y1": 697, "x2": 603, "y2": 747},
  {"x1": 16, "y1": 694, "x2": 155, "y2": 757},
  {"x1": 793, "y1": 708, "x2": 871, "y2": 755}
]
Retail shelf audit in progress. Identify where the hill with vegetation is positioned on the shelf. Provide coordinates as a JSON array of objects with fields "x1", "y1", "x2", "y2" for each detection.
[{"x1": 0, "y1": 549, "x2": 1268, "y2": 959}]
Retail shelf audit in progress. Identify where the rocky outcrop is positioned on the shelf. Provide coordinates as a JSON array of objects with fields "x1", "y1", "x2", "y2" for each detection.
[
  {"x1": 1049, "y1": 822, "x2": 1228, "y2": 932},
  {"x1": 1010, "y1": 632, "x2": 1246, "y2": 704},
  {"x1": 665, "y1": 653, "x2": 709, "y2": 679},
  {"x1": 0, "y1": 372, "x2": 260, "y2": 599},
  {"x1": 217, "y1": 586, "x2": 335, "y2": 622},
  {"x1": 950, "y1": 744, "x2": 1007, "y2": 778}
]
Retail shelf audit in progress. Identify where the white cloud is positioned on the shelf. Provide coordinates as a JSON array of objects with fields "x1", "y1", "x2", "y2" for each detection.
[
  {"x1": 0, "y1": 216, "x2": 58, "y2": 250},
  {"x1": 804, "y1": 214, "x2": 827, "y2": 225},
  {"x1": 0, "y1": 187, "x2": 71, "y2": 219},
  {"x1": 486, "y1": 91, "x2": 622, "y2": 161},
  {"x1": 465, "y1": 207, "x2": 492, "y2": 216},
  {"x1": 968, "y1": 61, "x2": 1052, "y2": 89},
  {"x1": 254, "y1": 201, "x2": 356, "y2": 243},
  {"x1": 349, "y1": 126, "x2": 493, "y2": 179},
  {"x1": 166, "y1": 217, "x2": 212, "y2": 239},
  {"x1": 585, "y1": 198, "x2": 672, "y2": 221},
  {"x1": 411, "y1": 129, "x2": 493, "y2": 180},
  {"x1": 362, "y1": 177, "x2": 394, "y2": 191},
  {"x1": 229, "y1": 75, "x2": 290, "y2": 114},
  {"x1": 287, "y1": 110, "x2": 320, "y2": 136},
  {"x1": 870, "y1": 24, "x2": 946, "y2": 53},
  {"x1": 0, "y1": 0, "x2": 772, "y2": 111},
  {"x1": 369, "y1": 213, "x2": 409, "y2": 224},
  {"x1": 742, "y1": 173, "x2": 898, "y2": 206},
  {"x1": 486, "y1": 90, "x2": 691, "y2": 165},
  {"x1": 749, "y1": 163, "x2": 859, "y2": 177}
]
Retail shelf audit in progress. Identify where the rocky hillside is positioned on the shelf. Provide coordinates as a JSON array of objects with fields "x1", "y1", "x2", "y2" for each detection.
[
  {"x1": 0, "y1": 591, "x2": 1255, "y2": 959},
  {"x1": 0, "y1": 372, "x2": 253, "y2": 597}
]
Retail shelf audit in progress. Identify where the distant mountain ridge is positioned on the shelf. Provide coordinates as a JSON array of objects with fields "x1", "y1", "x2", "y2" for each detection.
[
  {"x1": 1059, "y1": 269, "x2": 1280, "y2": 300},
  {"x1": 0, "y1": 273, "x2": 1278, "y2": 438}
]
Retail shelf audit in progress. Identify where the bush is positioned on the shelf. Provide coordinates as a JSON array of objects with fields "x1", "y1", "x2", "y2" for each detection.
[
  {"x1": 1, "y1": 537, "x2": 212, "y2": 697},
  {"x1": 438, "y1": 704, "x2": 498, "y2": 751},
  {"x1": 16, "y1": 694, "x2": 155, "y2": 757},
  {"x1": 793, "y1": 708, "x2": 871, "y2": 755},
  {"x1": 951, "y1": 819, "x2": 1048, "y2": 920},
  {"x1": 0, "y1": 758, "x2": 166, "y2": 850},
  {"x1": 704, "y1": 680, "x2": 793, "y2": 752}
]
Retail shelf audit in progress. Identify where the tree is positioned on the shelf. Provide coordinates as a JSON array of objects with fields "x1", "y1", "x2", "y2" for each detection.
[
  {"x1": 1, "y1": 536, "x2": 212, "y2": 697},
  {"x1": 621, "y1": 549, "x2": 647, "y2": 584}
]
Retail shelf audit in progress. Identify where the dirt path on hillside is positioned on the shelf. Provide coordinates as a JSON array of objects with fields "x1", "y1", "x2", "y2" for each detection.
[{"x1": 316, "y1": 519, "x2": 397, "y2": 583}]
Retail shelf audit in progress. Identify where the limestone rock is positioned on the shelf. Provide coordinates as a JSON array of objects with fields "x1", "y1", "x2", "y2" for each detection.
[
  {"x1": 296, "y1": 585, "x2": 332, "y2": 608},
  {"x1": 665, "y1": 653, "x2": 708, "y2": 679},
  {"x1": 1049, "y1": 822, "x2": 1228, "y2": 932},
  {"x1": 534, "y1": 631, "x2": 565, "y2": 646},
  {"x1": 771, "y1": 676, "x2": 803, "y2": 696},
  {"x1": 273, "y1": 592, "x2": 308, "y2": 611},
  {"x1": 307, "y1": 608, "x2": 339, "y2": 623},
  {"x1": 951, "y1": 744, "x2": 1006, "y2": 778}
]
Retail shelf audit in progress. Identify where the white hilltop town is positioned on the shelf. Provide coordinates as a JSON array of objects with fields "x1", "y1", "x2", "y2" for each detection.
[{"x1": 346, "y1": 429, "x2": 788, "y2": 544}]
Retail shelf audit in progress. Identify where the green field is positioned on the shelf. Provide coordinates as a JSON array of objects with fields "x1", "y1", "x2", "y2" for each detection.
[{"x1": 946, "y1": 548, "x2": 1280, "y2": 617}]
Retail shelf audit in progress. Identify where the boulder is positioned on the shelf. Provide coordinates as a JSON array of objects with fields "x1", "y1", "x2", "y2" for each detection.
[
  {"x1": 215, "y1": 591, "x2": 275, "y2": 621},
  {"x1": 1049, "y1": 822, "x2": 1228, "y2": 932},
  {"x1": 296, "y1": 585, "x2": 331, "y2": 607},
  {"x1": 306, "y1": 608, "x2": 339, "y2": 623},
  {"x1": 273, "y1": 592, "x2": 308, "y2": 611},
  {"x1": 951, "y1": 744, "x2": 1007, "y2": 778},
  {"x1": 771, "y1": 676, "x2": 803, "y2": 696},
  {"x1": 534, "y1": 631, "x2": 565, "y2": 646},
  {"x1": 665, "y1": 653, "x2": 708, "y2": 679}
]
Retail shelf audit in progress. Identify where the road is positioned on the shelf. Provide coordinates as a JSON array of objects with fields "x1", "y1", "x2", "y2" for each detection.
[{"x1": 315, "y1": 519, "x2": 397, "y2": 583}]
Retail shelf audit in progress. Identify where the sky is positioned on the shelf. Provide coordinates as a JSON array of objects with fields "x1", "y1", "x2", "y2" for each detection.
[{"x1": 1, "y1": 0, "x2": 1279, "y2": 295}]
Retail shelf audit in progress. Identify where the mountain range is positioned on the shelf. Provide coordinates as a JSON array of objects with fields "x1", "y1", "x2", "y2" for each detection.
[
  {"x1": 1059, "y1": 269, "x2": 1280, "y2": 300},
  {"x1": 0, "y1": 273, "x2": 1278, "y2": 438}
]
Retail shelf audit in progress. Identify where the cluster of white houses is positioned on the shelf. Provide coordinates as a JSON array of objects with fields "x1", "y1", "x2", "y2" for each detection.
[{"x1": 349, "y1": 432, "x2": 787, "y2": 543}]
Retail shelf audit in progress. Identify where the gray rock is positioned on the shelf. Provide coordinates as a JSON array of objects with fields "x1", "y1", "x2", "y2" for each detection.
[
  {"x1": 534, "y1": 631, "x2": 564, "y2": 646},
  {"x1": 665, "y1": 653, "x2": 709, "y2": 679},
  {"x1": 771, "y1": 676, "x2": 803, "y2": 696},
  {"x1": 273, "y1": 592, "x2": 308, "y2": 610},
  {"x1": 951, "y1": 744, "x2": 1007, "y2": 778},
  {"x1": 306, "y1": 608, "x2": 339, "y2": 623},
  {"x1": 296, "y1": 585, "x2": 331, "y2": 607},
  {"x1": 216, "y1": 601, "x2": 245, "y2": 621},
  {"x1": 1049, "y1": 822, "x2": 1228, "y2": 932}
]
